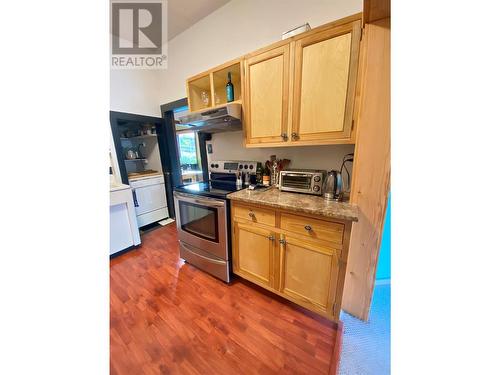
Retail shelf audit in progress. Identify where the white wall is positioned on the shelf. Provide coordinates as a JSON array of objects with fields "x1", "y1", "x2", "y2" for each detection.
[
  {"x1": 158, "y1": 0, "x2": 362, "y2": 104},
  {"x1": 110, "y1": 0, "x2": 362, "y2": 172},
  {"x1": 110, "y1": 70, "x2": 162, "y2": 117},
  {"x1": 158, "y1": 0, "x2": 361, "y2": 174}
]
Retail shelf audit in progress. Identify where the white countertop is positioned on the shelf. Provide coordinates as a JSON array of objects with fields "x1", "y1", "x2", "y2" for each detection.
[{"x1": 128, "y1": 172, "x2": 163, "y2": 181}]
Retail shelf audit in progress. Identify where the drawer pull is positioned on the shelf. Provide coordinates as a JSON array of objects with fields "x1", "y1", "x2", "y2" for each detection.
[
  {"x1": 248, "y1": 211, "x2": 255, "y2": 218},
  {"x1": 268, "y1": 236, "x2": 275, "y2": 241},
  {"x1": 304, "y1": 225, "x2": 312, "y2": 231}
]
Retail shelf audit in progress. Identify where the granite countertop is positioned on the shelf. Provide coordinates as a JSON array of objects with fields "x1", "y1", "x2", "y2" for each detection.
[{"x1": 227, "y1": 187, "x2": 358, "y2": 222}]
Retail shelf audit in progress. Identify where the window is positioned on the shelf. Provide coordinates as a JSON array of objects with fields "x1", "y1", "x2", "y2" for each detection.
[{"x1": 177, "y1": 132, "x2": 199, "y2": 169}]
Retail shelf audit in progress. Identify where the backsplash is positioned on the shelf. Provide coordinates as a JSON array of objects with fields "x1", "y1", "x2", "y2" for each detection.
[{"x1": 206, "y1": 131, "x2": 355, "y2": 173}]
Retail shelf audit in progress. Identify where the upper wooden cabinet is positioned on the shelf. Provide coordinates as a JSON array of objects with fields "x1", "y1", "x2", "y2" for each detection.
[
  {"x1": 243, "y1": 17, "x2": 362, "y2": 147},
  {"x1": 184, "y1": 13, "x2": 362, "y2": 147},
  {"x1": 186, "y1": 59, "x2": 243, "y2": 113},
  {"x1": 244, "y1": 45, "x2": 291, "y2": 145},
  {"x1": 291, "y1": 21, "x2": 361, "y2": 144}
]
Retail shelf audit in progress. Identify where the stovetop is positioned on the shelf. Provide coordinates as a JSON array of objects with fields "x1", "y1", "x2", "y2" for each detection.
[{"x1": 174, "y1": 180, "x2": 245, "y2": 199}]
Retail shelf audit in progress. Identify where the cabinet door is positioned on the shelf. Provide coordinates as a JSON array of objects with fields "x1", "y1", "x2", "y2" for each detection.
[
  {"x1": 278, "y1": 235, "x2": 340, "y2": 314},
  {"x1": 291, "y1": 21, "x2": 361, "y2": 143},
  {"x1": 244, "y1": 45, "x2": 291, "y2": 145},
  {"x1": 233, "y1": 221, "x2": 276, "y2": 287}
]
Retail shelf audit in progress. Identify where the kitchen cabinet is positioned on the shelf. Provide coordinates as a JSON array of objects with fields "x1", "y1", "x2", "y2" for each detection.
[
  {"x1": 183, "y1": 14, "x2": 362, "y2": 147},
  {"x1": 243, "y1": 45, "x2": 291, "y2": 145},
  {"x1": 242, "y1": 16, "x2": 361, "y2": 147},
  {"x1": 232, "y1": 221, "x2": 276, "y2": 288},
  {"x1": 231, "y1": 201, "x2": 351, "y2": 320},
  {"x1": 291, "y1": 21, "x2": 361, "y2": 144},
  {"x1": 278, "y1": 234, "x2": 340, "y2": 314}
]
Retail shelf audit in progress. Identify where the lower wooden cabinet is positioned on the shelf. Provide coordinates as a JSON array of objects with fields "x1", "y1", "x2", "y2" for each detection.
[
  {"x1": 231, "y1": 202, "x2": 351, "y2": 321},
  {"x1": 278, "y1": 234, "x2": 340, "y2": 314},
  {"x1": 232, "y1": 221, "x2": 276, "y2": 288}
]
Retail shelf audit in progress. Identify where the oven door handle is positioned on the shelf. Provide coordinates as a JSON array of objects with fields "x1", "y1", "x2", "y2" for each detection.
[
  {"x1": 174, "y1": 192, "x2": 226, "y2": 207},
  {"x1": 193, "y1": 198, "x2": 225, "y2": 207}
]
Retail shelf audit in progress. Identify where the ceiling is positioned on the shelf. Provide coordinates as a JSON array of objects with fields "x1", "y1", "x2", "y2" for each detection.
[{"x1": 168, "y1": 0, "x2": 232, "y2": 40}]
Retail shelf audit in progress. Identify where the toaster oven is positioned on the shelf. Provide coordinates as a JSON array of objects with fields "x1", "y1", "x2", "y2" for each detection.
[{"x1": 279, "y1": 169, "x2": 327, "y2": 196}]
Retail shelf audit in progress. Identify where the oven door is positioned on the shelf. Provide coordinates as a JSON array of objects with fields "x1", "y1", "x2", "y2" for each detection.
[{"x1": 173, "y1": 192, "x2": 228, "y2": 260}]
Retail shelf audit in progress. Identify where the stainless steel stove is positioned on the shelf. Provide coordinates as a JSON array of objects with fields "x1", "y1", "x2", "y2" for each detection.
[{"x1": 173, "y1": 160, "x2": 260, "y2": 282}]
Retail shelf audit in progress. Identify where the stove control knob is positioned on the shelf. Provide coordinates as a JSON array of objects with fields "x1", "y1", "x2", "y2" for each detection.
[
  {"x1": 210, "y1": 164, "x2": 214, "y2": 168},
  {"x1": 313, "y1": 185, "x2": 320, "y2": 192},
  {"x1": 244, "y1": 164, "x2": 248, "y2": 169},
  {"x1": 249, "y1": 165, "x2": 254, "y2": 170},
  {"x1": 313, "y1": 175, "x2": 321, "y2": 182},
  {"x1": 239, "y1": 164, "x2": 243, "y2": 169},
  {"x1": 215, "y1": 164, "x2": 219, "y2": 169}
]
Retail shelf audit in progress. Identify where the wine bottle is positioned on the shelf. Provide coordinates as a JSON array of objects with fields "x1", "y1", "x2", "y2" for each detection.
[{"x1": 226, "y1": 72, "x2": 234, "y2": 102}]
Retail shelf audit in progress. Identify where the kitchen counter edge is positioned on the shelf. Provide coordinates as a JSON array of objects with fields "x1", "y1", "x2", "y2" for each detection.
[{"x1": 227, "y1": 188, "x2": 359, "y2": 222}]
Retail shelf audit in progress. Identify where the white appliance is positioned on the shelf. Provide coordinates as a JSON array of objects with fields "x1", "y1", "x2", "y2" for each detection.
[{"x1": 129, "y1": 175, "x2": 169, "y2": 227}]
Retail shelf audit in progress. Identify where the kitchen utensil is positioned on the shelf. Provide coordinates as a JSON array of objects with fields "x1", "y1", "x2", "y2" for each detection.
[{"x1": 265, "y1": 156, "x2": 291, "y2": 187}]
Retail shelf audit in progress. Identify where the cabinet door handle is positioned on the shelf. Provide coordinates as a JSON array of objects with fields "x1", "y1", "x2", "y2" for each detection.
[
  {"x1": 248, "y1": 211, "x2": 255, "y2": 218},
  {"x1": 268, "y1": 236, "x2": 275, "y2": 241},
  {"x1": 279, "y1": 239, "x2": 286, "y2": 245},
  {"x1": 304, "y1": 225, "x2": 312, "y2": 231},
  {"x1": 291, "y1": 132, "x2": 299, "y2": 140},
  {"x1": 281, "y1": 132, "x2": 288, "y2": 140},
  {"x1": 132, "y1": 190, "x2": 139, "y2": 207}
]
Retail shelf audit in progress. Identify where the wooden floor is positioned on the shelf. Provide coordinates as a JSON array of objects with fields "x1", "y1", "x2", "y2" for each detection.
[{"x1": 110, "y1": 223, "x2": 341, "y2": 375}]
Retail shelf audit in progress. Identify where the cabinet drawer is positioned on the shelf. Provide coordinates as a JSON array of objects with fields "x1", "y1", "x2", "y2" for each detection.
[
  {"x1": 280, "y1": 213, "x2": 344, "y2": 244},
  {"x1": 233, "y1": 204, "x2": 275, "y2": 227}
]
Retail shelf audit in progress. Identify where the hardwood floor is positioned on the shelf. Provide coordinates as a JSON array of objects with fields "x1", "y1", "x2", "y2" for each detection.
[{"x1": 110, "y1": 223, "x2": 342, "y2": 374}]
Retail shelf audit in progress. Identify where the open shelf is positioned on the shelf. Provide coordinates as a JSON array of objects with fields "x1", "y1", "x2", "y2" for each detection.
[
  {"x1": 213, "y1": 62, "x2": 242, "y2": 106},
  {"x1": 186, "y1": 59, "x2": 243, "y2": 112},
  {"x1": 187, "y1": 74, "x2": 212, "y2": 112}
]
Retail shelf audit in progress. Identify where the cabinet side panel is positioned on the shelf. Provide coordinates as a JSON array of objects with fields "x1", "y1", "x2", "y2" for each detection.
[{"x1": 343, "y1": 18, "x2": 390, "y2": 321}]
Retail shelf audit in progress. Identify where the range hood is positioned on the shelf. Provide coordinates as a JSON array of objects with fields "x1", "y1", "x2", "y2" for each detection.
[{"x1": 178, "y1": 102, "x2": 242, "y2": 133}]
